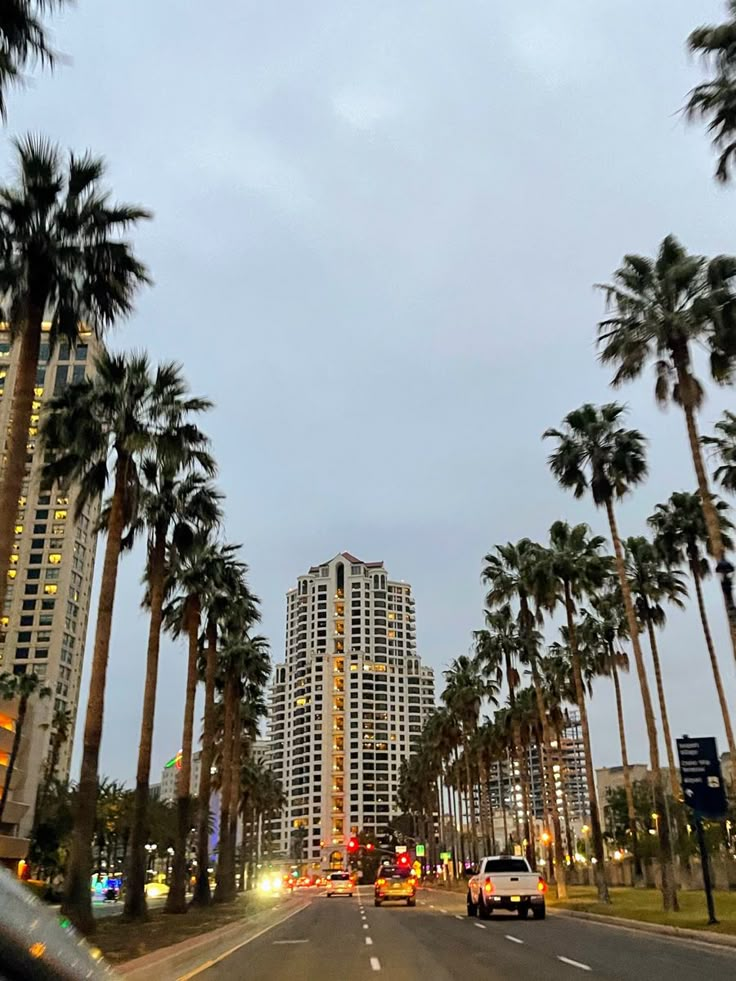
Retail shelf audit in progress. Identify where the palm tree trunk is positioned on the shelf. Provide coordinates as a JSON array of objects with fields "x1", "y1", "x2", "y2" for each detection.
[
  {"x1": 227, "y1": 712, "x2": 240, "y2": 897},
  {"x1": 563, "y1": 580, "x2": 609, "y2": 903},
  {"x1": 436, "y1": 776, "x2": 446, "y2": 860},
  {"x1": 463, "y1": 741, "x2": 479, "y2": 862},
  {"x1": 555, "y1": 727, "x2": 575, "y2": 863},
  {"x1": 605, "y1": 497, "x2": 679, "y2": 912},
  {"x1": 691, "y1": 563, "x2": 736, "y2": 760},
  {"x1": 166, "y1": 594, "x2": 201, "y2": 914},
  {"x1": 506, "y1": 750, "x2": 520, "y2": 847},
  {"x1": 478, "y1": 758, "x2": 492, "y2": 854},
  {"x1": 499, "y1": 760, "x2": 509, "y2": 852},
  {"x1": 0, "y1": 313, "x2": 42, "y2": 612},
  {"x1": 124, "y1": 525, "x2": 166, "y2": 921},
  {"x1": 678, "y1": 385, "x2": 736, "y2": 663},
  {"x1": 62, "y1": 455, "x2": 129, "y2": 935},
  {"x1": 643, "y1": 619, "x2": 680, "y2": 799},
  {"x1": 0, "y1": 694, "x2": 28, "y2": 824},
  {"x1": 238, "y1": 795, "x2": 249, "y2": 894},
  {"x1": 529, "y1": 667, "x2": 568, "y2": 897},
  {"x1": 517, "y1": 740, "x2": 536, "y2": 869},
  {"x1": 192, "y1": 618, "x2": 218, "y2": 907},
  {"x1": 214, "y1": 674, "x2": 235, "y2": 903},
  {"x1": 609, "y1": 655, "x2": 640, "y2": 879}
]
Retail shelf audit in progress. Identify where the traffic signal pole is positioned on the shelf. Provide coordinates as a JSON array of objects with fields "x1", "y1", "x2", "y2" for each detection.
[{"x1": 695, "y1": 817, "x2": 718, "y2": 925}]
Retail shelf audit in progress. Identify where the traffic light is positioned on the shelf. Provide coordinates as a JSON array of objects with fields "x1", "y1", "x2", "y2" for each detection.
[
  {"x1": 397, "y1": 852, "x2": 410, "y2": 867},
  {"x1": 366, "y1": 843, "x2": 374, "y2": 851},
  {"x1": 347, "y1": 837, "x2": 359, "y2": 853}
]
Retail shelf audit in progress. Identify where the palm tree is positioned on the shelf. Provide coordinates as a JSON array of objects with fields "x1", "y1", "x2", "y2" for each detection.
[
  {"x1": 648, "y1": 491, "x2": 736, "y2": 761},
  {"x1": 482, "y1": 541, "x2": 569, "y2": 896},
  {"x1": 43, "y1": 706, "x2": 72, "y2": 785},
  {"x1": 42, "y1": 352, "x2": 187, "y2": 934},
  {"x1": 544, "y1": 402, "x2": 679, "y2": 911},
  {"x1": 582, "y1": 588, "x2": 641, "y2": 875},
  {"x1": 597, "y1": 235, "x2": 736, "y2": 665},
  {"x1": 686, "y1": 3, "x2": 736, "y2": 182},
  {"x1": 123, "y1": 437, "x2": 221, "y2": 921},
  {"x1": 538, "y1": 521, "x2": 612, "y2": 902},
  {"x1": 0, "y1": 2, "x2": 69, "y2": 115},
  {"x1": 703, "y1": 411, "x2": 736, "y2": 494},
  {"x1": 0, "y1": 670, "x2": 50, "y2": 823},
  {"x1": 422, "y1": 708, "x2": 461, "y2": 876},
  {"x1": 623, "y1": 536, "x2": 687, "y2": 799},
  {"x1": 0, "y1": 137, "x2": 150, "y2": 616}
]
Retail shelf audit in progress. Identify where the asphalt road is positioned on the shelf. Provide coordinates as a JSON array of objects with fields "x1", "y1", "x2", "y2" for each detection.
[{"x1": 184, "y1": 884, "x2": 736, "y2": 981}]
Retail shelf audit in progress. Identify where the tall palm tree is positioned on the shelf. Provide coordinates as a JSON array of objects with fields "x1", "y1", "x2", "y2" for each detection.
[
  {"x1": 43, "y1": 706, "x2": 72, "y2": 786},
  {"x1": 623, "y1": 536, "x2": 687, "y2": 799},
  {"x1": 544, "y1": 401, "x2": 679, "y2": 911},
  {"x1": 124, "y1": 441, "x2": 221, "y2": 921},
  {"x1": 648, "y1": 491, "x2": 736, "y2": 761},
  {"x1": 0, "y1": 670, "x2": 50, "y2": 823},
  {"x1": 538, "y1": 521, "x2": 612, "y2": 902},
  {"x1": 703, "y1": 411, "x2": 736, "y2": 494},
  {"x1": 597, "y1": 235, "x2": 736, "y2": 665},
  {"x1": 42, "y1": 352, "x2": 186, "y2": 934},
  {"x1": 686, "y1": 3, "x2": 736, "y2": 182},
  {"x1": 0, "y1": 137, "x2": 150, "y2": 616},
  {"x1": 0, "y1": 2, "x2": 69, "y2": 115},
  {"x1": 582, "y1": 588, "x2": 640, "y2": 874},
  {"x1": 482, "y1": 540, "x2": 568, "y2": 896}
]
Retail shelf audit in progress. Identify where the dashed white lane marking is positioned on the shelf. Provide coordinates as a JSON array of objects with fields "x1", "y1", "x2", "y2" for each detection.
[
  {"x1": 370, "y1": 957, "x2": 381, "y2": 972},
  {"x1": 437, "y1": 908, "x2": 446, "y2": 913},
  {"x1": 365, "y1": 937, "x2": 373, "y2": 945},
  {"x1": 429, "y1": 904, "x2": 435, "y2": 908},
  {"x1": 455, "y1": 915, "x2": 464, "y2": 920},
  {"x1": 474, "y1": 922, "x2": 486, "y2": 930},
  {"x1": 273, "y1": 940, "x2": 309, "y2": 945},
  {"x1": 363, "y1": 923, "x2": 369, "y2": 929},
  {"x1": 505, "y1": 935, "x2": 524, "y2": 945},
  {"x1": 557, "y1": 956, "x2": 591, "y2": 972}
]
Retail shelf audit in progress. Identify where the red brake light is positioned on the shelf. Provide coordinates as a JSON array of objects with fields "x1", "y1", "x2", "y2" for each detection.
[
  {"x1": 537, "y1": 877, "x2": 547, "y2": 893},
  {"x1": 484, "y1": 878, "x2": 495, "y2": 895}
]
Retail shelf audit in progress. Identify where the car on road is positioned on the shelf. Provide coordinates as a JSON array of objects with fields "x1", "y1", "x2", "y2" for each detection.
[
  {"x1": 467, "y1": 855, "x2": 546, "y2": 920},
  {"x1": 325, "y1": 871, "x2": 353, "y2": 897},
  {"x1": 374, "y1": 866, "x2": 417, "y2": 907}
]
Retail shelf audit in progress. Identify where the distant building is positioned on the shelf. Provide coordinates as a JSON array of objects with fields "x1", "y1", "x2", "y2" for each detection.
[
  {"x1": 596, "y1": 763, "x2": 650, "y2": 808},
  {"x1": 269, "y1": 552, "x2": 435, "y2": 869},
  {"x1": 158, "y1": 749, "x2": 203, "y2": 803}
]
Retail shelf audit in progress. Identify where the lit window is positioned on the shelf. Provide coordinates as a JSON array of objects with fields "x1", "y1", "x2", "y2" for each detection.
[
  {"x1": 8, "y1": 555, "x2": 17, "y2": 565},
  {"x1": 7, "y1": 570, "x2": 16, "y2": 579},
  {"x1": 43, "y1": 584, "x2": 57, "y2": 595},
  {"x1": 27, "y1": 427, "x2": 38, "y2": 437},
  {"x1": 14, "y1": 525, "x2": 22, "y2": 535},
  {"x1": 56, "y1": 496, "x2": 69, "y2": 506},
  {"x1": 54, "y1": 510, "x2": 67, "y2": 520},
  {"x1": 51, "y1": 525, "x2": 65, "y2": 536},
  {"x1": 0, "y1": 617, "x2": 8, "y2": 628},
  {"x1": 17, "y1": 497, "x2": 26, "y2": 508},
  {"x1": 33, "y1": 387, "x2": 43, "y2": 397},
  {"x1": 48, "y1": 554, "x2": 62, "y2": 565}
]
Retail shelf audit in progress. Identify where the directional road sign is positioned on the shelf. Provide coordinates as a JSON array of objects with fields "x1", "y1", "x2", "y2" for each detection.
[{"x1": 676, "y1": 736, "x2": 728, "y2": 820}]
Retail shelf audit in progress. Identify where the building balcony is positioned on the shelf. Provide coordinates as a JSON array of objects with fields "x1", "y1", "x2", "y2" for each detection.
[{"x1": 0, "y1": 834, "x2": 29, "y2": 861}]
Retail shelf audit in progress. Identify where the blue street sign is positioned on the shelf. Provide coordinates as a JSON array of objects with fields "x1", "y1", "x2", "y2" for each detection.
[{"x1": 676, "y1": 736, "x2": 728, "y2": 820}]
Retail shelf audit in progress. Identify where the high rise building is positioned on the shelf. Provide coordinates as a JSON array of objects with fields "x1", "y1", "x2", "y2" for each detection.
[
  {"x1": 269, "y1": 552, "x2": 435, "y2": 870},
  {"x1": 0, "y1": 325, "x2": 100, "y2": 854}
]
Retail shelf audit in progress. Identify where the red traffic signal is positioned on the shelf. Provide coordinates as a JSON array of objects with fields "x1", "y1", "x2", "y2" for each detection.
[
  {"x1": 347, "y1": 837, "x2": 359, "y2": 853},
  {"x1": 397, "y1": 852, "x2": 410, "y2": 866},
  {"x1": 366, "y1": 843, "x2": 374, "y2": 851}
]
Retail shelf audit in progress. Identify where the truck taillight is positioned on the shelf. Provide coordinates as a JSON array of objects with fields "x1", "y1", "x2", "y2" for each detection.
[
  {"x1": 484, "y1": 878, "x2": 495, "y2": 895},
  {"x1": 537, "y1": 877, "x2": 547, "y2": 893}
]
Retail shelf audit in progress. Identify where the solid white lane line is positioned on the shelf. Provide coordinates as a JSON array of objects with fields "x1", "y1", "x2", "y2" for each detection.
[
  {"x1": 557, "y1": 956, "x2": 591, "y2": 972},
  {"x1": 370, "y1": 957, "x2": 381, "y2": 972},
  {"x1": 273, "y1": 940, "x2": 309, "y2": 945},
  {"x1": 474, "y1": 922, "x2": 486, "y2": 930},
  {"x1": 365, "y1": 937, "x2": 373, "y2": 945},
  {"x1": 505, "y1": 935, "x2": 524, "y2": 945}
]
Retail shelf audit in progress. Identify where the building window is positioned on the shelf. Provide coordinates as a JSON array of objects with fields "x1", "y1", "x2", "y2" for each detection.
[{"x1": 44, "y1": 584, "x2": 58, "y2": 595}]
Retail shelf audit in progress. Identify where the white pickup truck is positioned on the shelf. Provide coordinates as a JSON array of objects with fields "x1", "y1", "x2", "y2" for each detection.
[{"x1": 467, "y1": 856, "x2": 547, "y2": 920}]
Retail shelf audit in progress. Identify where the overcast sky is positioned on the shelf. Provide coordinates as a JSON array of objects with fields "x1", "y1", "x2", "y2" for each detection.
[{"x1": 5, "y1": 1, "x2": 736, "y2": 785}]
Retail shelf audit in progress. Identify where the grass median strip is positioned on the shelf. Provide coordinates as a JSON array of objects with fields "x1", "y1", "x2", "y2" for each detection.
[{"x1": 548, "y1": 886, "x2": 736, "y2": 936}]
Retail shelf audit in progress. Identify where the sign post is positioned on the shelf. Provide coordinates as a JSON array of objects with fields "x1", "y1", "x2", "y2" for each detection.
[{"x1": 676, "y1": 735, "x2": 728, "y2": 926}]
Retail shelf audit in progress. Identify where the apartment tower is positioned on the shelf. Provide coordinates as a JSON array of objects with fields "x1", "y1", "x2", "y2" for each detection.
[
  {"x1": 0, "y1": 325, "x2": 100, "y2": 858},
  {"x1": 269, "y1": 553, "x2": 434, "y2": 870}
]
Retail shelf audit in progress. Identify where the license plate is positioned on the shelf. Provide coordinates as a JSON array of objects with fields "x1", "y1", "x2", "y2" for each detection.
[{"x1": 511, "y1": 896, "x2": 521, "y2": 903}]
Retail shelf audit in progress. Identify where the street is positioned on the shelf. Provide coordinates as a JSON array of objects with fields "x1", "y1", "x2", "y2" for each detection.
[{"x1": 183, "y1": 885, "x2": 736, "y2": 981}]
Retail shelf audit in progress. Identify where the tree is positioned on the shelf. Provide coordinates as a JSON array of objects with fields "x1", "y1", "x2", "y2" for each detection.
[
  {"x1": 597, "y1": 235, "x2": 736, "y2": 665},
  {"x1": 686, "y1": 3, "x2": 736, "y2": 182},
  {"x1": 648, "y1": 491, "x2": 736, "y2": 761},
  {"x1": 42, "y1": 352, "x2": 190, "y2": 934},
  {"x1": 123, "y1": 420, "x2": 220, "y2": 921},
  {"x1": 0, "y1": 2, "x2": 69, "y2": 116},
  {"x1": 538, "y1": 522, "x2": 612, "y2": 902},
  {"x1": 0, "y1": 670, "x2": 50, "y2": 823},
  {"x1": 482, "y1": 541, "x2": 569, "y2": 896},
  {"x1": 623, "y1": 536, "x2": 687, "y2": 799},
  {"x1": 544, "y1": 401, "x2": 679, "y2": 911},
  {"x1": 0, "y1": 136, "x2": 150, "y2": 617}
]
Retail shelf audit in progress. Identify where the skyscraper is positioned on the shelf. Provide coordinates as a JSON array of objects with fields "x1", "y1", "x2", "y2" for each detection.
[
  {"x1": 269, "y1": 552, "x2": 434, "y2": 870},
  {"x1": 0, "y1": 325, "x2": 100, "y2": 851}
]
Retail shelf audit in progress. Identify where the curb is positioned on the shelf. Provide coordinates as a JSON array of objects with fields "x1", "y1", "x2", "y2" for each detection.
[
  {"x1": 550, "y1": 907, "x2": 736, "y2": 952},
  {"x1": 116, "y1": 899, "x2": 308, "y2": 977}
]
